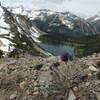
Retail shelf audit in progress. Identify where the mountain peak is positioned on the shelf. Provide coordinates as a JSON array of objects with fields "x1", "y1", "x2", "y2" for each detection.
[{"x1": 0, "y1": 4, "x2": 100, "y2": 52}]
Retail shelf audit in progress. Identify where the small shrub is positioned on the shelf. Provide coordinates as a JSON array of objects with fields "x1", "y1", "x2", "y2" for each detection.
[
  {"x1": 47, "y1": 52, "x2": 77, "y2": 99},
  {"x1": 45, "y1": 52, "x2": 95, "y2": 100}
]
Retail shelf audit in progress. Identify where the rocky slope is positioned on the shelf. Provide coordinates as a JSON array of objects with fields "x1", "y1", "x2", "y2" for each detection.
[{"x1": 0, "y1": 53, "x2": 100, "y2": 100}]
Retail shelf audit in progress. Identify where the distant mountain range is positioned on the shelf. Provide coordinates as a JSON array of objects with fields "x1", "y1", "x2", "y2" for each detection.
[
  {"x1": 32, "y1": 9, "x2": 100, "y2": 38},
  {"x1": 0, "y1": 5, "x2": 100, "y2": 53},
  {"x1": 6, "y1": 6, "x2": 100, "y2": 36}
]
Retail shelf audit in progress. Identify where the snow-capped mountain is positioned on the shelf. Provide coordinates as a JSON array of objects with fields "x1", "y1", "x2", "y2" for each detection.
[
  {"x1": 87, "y1": 15, "x2": 100, "y2": 32},
  {"x1": 0, "y1": 5, "x2": 50, "y2": 56},
  {"x1": 32, "y1": 10, "x2": 98, "y2": 38},
  {"x1": 0, "y1": 5, "x2": 100, "y2": 53},
  {"x1": 0, "y1": 5, "x2": 78, "y2": 52},
  {"x1": 87, "y1": 15, "x2": 100, "y2": 22},
  {"x1": 0, "y1": 5, "x2": 11, "y2": 52}
]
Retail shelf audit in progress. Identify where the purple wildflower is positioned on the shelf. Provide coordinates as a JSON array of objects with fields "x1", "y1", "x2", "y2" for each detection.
[
  {"x1": 49, "y1": 61, "x2": 60, "y2": 70},
  {"x1": 53, "y1": 62, "x2": 60, "y2": 67},
  {"x1": 60, "y1": 52, "x2": 69, "y2": 62}
]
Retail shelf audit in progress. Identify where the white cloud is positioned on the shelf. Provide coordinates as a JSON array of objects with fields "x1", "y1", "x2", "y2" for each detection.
[{"x1": 0, "y1": 0, "x2": 100, "y2": 17}]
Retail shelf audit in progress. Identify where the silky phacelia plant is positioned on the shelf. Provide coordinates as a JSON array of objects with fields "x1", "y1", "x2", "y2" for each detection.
[
  {"x1": 60, "y1": 52, "x2": 69, "y2": 62},
  {"x1": 50, "y1": 61, "x2": 60, "y2": 70},
  {"x1": 53, "y1": 62, "x2": 60, "y2": 67},
  {"x1": 60, "y1": 52, "x2": 73, "y2": 62}
]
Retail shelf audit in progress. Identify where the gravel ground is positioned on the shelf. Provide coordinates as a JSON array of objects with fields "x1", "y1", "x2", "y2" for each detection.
[{"x1": 0, "y1": 54, "x2": 100, "y2": 100}]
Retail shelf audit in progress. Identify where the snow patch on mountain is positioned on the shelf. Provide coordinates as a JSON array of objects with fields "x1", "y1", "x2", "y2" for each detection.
[
  {"x1": 0, "y1": 6, "x2": 12, "y2": 52},
  {"x1": 87, "y1": 15, "x2": 100, "y2": 22},
  {"x1": 94, "y1": 16, "x2": 100, "y2": 21}
]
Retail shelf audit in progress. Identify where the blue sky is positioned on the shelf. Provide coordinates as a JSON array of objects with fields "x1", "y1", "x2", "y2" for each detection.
[{"x1": 0, "y1": 0, "x2": 100, "y2": 18}]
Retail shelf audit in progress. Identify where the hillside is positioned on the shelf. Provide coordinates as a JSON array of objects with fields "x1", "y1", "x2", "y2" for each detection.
[{"x1": 0, "y1": 53, "x2": 100, "y2": 100}]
